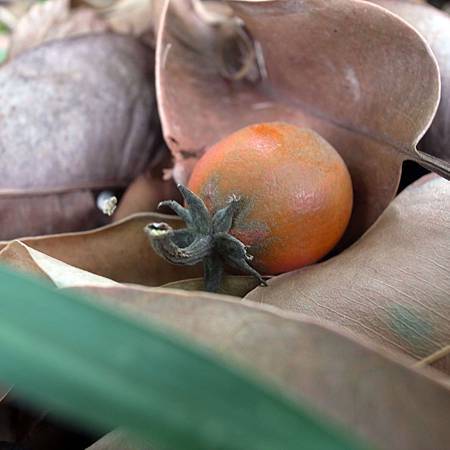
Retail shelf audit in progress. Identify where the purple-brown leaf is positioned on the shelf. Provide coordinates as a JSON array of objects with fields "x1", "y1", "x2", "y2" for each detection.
[
  {"x1": 156, "y1": 0, "x2": 447, "y2": 246},
  {"x1": 0, "y1": 34, "x2": 158, "y2": 239},
  {"x1": 371, "y1": 0, "x2": 450, "y2": 161}
]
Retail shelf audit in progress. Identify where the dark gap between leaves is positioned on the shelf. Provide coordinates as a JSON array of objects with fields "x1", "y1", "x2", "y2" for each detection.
[{"x1": 0, "y1": 397, "x2": 98, "y2": 450}]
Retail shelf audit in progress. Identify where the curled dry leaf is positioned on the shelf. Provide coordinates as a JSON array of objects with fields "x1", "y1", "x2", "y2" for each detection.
[
  {"x1": 91, "y1": 0, "x2": 155, "y2": 42},
  {"x1": 0, "y1": 241, "x2": 52, "y2": 283},
  {"x1": 157, "y1": 0, "x2": 448, "y2": 246},
  {"x1": 68, "y1": 283, "x2": 450, "y2": 450},
  {"x1": 0, "y1": 34, "x2": 158, "y2": 240},
  {"x1": 246, "y1": 175, "x2": 450, "y2": 374},
  {"x1": 370, "y1": 0, "x2": 450, "y2": 161},
  {"x1": 0, "y1": 213, "x2": 202, "y2": 286},
  {"x1": 0, "y1": 241, "x2": 119, "y2": 288},
  {"x1": 8, "y1": 0, "x2": 108, "y2": 59}
]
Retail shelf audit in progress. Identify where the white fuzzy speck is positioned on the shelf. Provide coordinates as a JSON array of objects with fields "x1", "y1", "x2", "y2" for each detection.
[{"x1": 345, "y1": 67, "x2": 361, "y2": 102}]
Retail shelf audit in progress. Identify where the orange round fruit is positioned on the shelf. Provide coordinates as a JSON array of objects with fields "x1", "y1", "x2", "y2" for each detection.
[{"x1": 187, "y1": 122, "x2": 353, "y2": 274}]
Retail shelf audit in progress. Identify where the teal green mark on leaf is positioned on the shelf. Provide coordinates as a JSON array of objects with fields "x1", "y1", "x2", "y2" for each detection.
[
  {"x1": 0, "y1": 265, "x2": 373, "y2": 450},
  {"x1": 388, "y1": 304, "x2": 434, "y2": 354}
]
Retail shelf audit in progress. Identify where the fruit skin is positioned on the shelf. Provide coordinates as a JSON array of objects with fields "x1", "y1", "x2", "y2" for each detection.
[{"x1": 187, "y1": 122, "x2": 353, "y2": 274}]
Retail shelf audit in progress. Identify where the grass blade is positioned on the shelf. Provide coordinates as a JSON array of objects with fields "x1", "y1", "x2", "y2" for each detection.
[{"x1": 0, "y1": 265, "x2": 372, "y2": 450}]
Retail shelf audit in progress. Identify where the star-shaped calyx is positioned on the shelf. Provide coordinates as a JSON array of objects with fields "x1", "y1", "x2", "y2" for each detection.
[{"x1": 144, "y1": 184, "x2": 267, "y2": 292}]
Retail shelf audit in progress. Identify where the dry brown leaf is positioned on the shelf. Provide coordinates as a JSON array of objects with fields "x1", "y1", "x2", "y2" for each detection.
[
  {"x1": 246, "y1": 175, "x2": 450, "y2": 374},
  {"x1": 100, "y1": 0, "x2": 154, "y2": 37},
  {"x1": 9, "y1": 0, "x2": 108, "y2": 59},
  {"x1": 68, "y1": 283, "x2": 450, "y2": 450},
  {"x1": 0, "y1": 191, "x2": 104, "y2": 241},
  {"x1": 76, "y1": 0, "x2": 162, "y2": 47},
  {"x1": 156, "y1": 0, "x2": 448, "y2": 248},
  {"x1": 0, "y1": 241, "x2": 119, "y2": 288},
  {"x1": 113, "y1": 172, "x2": 176, "y2": 220},
  {"x1": 0, "y1": 213, "x2": 203, "y2": 286},
  {"x1": 112, "y1": 148, "x2": 179, "y2": 221},
  {"x1": 0, "y1": 225, "x2": 264, "y2": 296},
  {"x1": 0, "y1": 34, "x2": 158, "y2": 240},
  {"x1": 370, "y1": 0, "x2": 450, "y2": 162}
]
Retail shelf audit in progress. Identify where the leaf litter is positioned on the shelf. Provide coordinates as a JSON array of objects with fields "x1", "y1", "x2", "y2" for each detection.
[{"x1": 0, "y1": 1, "x2": 448, "y2": 449}]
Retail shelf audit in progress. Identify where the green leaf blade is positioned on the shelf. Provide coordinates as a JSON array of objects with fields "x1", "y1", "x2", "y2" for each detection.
[{"x1": 0, "y1": 265, "x2": 372, "y2": 450}]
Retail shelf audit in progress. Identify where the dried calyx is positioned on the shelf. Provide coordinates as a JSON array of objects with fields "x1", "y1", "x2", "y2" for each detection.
[{"x1": 144, "y1": 184, "x2": 266, "y2": 292}]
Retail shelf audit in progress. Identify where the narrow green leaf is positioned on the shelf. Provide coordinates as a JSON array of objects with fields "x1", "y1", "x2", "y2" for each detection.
[
  {"x1": 0, "y1": 265, "x2": 372, "y2": 450},
  {"x1": 0, "y1": 23, "x2": 9, "y2": 34},
  {"x1": 0, "y1": 48, "x2": 7, "y2": 65}
]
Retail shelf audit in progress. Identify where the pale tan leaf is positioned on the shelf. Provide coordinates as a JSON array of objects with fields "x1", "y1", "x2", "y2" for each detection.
[
  {"x1": 103, "y1": 0, "x2": 154, "y2": 36},
  {"x1": 69, "y1": 283, "x2": 450, "y2": 450},
  {"x1": 246, "y1": 175, "x2": 450, "y2": 374},
  {"x1": 0, "y1": 241, "x2": 119, "y2": 288},
  {"x1": 0, "y1": 213, "x2": 203, "y2": 286}
]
